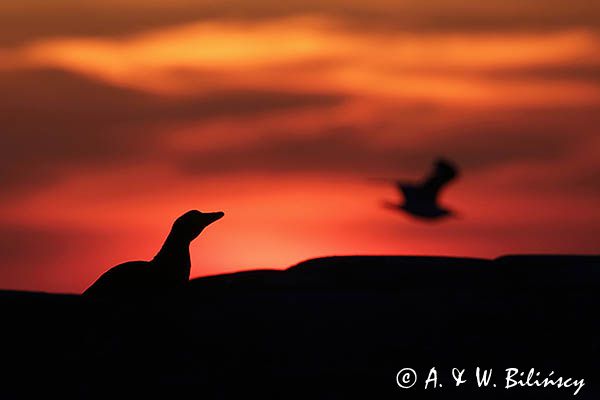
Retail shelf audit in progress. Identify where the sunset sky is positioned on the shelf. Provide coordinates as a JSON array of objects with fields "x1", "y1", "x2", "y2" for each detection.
[{"x1": 1, "y1": 1, "x2": 599, "y2": 293}]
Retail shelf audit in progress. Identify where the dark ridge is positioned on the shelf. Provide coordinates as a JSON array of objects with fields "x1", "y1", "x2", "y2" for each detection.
[{"x1": 1, "y1": 254, "x2": 598, "y2": 399}]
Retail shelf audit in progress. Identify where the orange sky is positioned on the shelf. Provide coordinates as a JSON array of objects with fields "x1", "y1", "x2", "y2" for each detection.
[{"x1": 1, "y1": 1, "x2": 599, "y2": 293}]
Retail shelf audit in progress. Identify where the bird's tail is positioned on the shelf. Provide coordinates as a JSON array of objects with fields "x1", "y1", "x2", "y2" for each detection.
[
  {"x1": 381, "y1": 200, "x2": 400, "y2": 210},
  {"x1": 449, "y1": 209, "x2": 464, "y2": 220},
  {"x1": 367, "y1": 177, "x2": 397, "y2": 185}
]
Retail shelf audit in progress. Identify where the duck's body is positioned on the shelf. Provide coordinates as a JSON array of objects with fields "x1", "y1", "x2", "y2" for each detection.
[
  {"x1": 83, "y1": 261, "x2": 156, "y2": 297},
  {"x1": 84, "y1": 210, "x2": 224, "y2": 298}
]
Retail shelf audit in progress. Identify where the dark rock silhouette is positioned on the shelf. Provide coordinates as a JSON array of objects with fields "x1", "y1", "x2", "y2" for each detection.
[
  {"x1": 83, "y1": 210, "x2": 224, "y2": 298},
  {"x1": 0, "y1": 254, "x2": 599, "y2": 399},
  {"x1": 384, "y1": 158, "x2": 459, "y2": 219}
]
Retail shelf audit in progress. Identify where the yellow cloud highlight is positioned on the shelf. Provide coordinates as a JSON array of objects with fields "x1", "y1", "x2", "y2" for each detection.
[{"x1": 16, "y1": 17, "x2": 600, "y2": 106}]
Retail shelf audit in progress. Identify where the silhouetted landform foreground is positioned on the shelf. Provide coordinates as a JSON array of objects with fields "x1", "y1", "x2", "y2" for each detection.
[{"x1": 1, "y1": 255, "x2": 598, "y2": 399}]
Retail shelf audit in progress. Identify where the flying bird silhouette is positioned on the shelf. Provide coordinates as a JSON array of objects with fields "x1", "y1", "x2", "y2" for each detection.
[{"x1": 381, "y1": 159, "x2": 459, "y2": 220}]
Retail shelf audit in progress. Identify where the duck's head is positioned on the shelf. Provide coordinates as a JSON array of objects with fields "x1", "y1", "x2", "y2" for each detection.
[{"x1": 172, "y1": 210, "x2": 224, "y2": 241}]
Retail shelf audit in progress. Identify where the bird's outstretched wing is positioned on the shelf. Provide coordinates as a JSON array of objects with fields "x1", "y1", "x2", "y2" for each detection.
[{"x1": 421, "y1": 158, "x2": 458, "y2": 196}]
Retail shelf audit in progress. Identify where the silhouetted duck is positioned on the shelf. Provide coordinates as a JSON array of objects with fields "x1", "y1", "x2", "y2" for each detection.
[
  {"x1": 83, "y1": 210, "x2": 224, "y2": 298},
  {"x1": 383, "y1": 158, "x2": 459, "y2": 220}
]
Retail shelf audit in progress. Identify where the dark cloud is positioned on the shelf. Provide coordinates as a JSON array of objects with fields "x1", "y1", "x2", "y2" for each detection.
[
  {"x1": 1, "y1": 1, "x2": 600, "y2": 47},
  {"x1": 0, "y1": 224, "x2": 144, "y2": 292},
  {"x1": 1, "y1": 66, "x2": 597, "y2": 199},
  {"x1": 177, "y1": 107, "x2": 599, "y2": 182},
  {"x1": 0, "y1": 226, "x2": 69, "y2": 269},
  {"x1": 0, "y1": 68, "x2": 344, "y2": 193},
  {"x1": 565, "y1": 169, "x2": 600, "y2": 194},
  {"x1": 0, "y1": 225, "x2": 106, "y2": 289},
  {"x1": 475, "y1": 64, "x2": 600, "y2": 84},
  {"x1": 401, "y1": 64, "x2": 600, "y2": 86}
]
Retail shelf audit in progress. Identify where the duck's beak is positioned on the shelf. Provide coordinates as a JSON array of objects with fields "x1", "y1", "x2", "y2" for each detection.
[{"x1": 202, "y1": 211, "x2": 225, "y2": 225}]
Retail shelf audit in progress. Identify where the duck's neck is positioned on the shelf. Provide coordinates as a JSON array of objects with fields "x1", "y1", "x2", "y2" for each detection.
[{"x1": 152, "y1": 229, "x2": 192, "y2": 284}]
